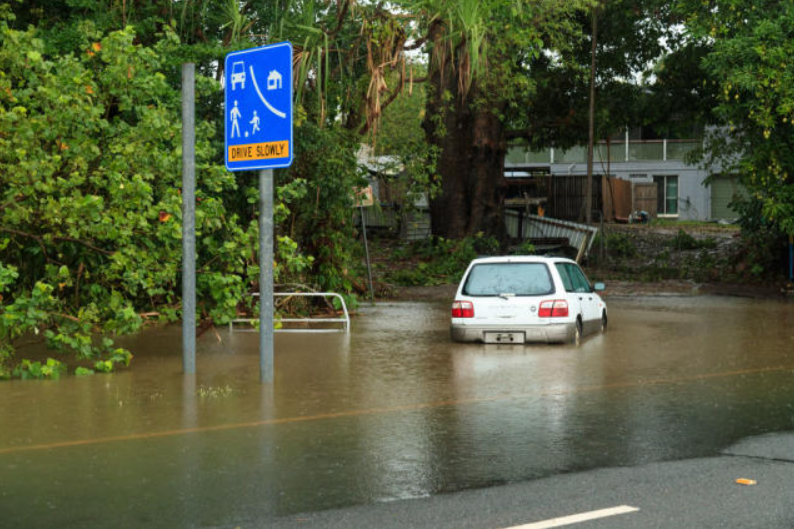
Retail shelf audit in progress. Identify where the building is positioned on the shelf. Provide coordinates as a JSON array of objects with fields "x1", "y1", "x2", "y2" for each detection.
[
  {"x1": 505, "y1": 131, "x2": 745, "y2": 222},
  {"x1": 356, "y1": 146, "x2": 431, "y2": 240}
]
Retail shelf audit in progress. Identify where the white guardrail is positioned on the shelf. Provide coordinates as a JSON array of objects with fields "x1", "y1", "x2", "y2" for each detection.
[{"x1": 229, "y1": 292, "x2": 350, "y2": 333}]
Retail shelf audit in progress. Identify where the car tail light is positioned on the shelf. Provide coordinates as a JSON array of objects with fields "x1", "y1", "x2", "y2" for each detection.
[
  {"x1": 452, "y1": 300, "x2": 474, "y2": 318},
  {"x1": 538, "y1": 300, "x2": 569, "y2": 318}
]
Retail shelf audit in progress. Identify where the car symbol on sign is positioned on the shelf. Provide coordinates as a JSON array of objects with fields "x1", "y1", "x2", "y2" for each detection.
[{"x1": 231, "y1": 61, "x2": 246, "y2": 90}]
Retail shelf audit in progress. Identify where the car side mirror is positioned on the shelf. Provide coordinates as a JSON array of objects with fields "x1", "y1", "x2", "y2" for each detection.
[{"x1": 593, "y1": 282, "x2": 606, "y2": 292}]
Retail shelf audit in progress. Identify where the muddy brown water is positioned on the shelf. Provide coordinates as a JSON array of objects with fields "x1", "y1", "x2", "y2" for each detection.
[{"x1": 2, "y1": 296, "x2": 794, "y2": 527}]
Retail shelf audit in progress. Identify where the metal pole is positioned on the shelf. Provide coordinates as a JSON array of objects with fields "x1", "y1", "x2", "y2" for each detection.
[
  {"x1": 585, "y1": 4, "x2": 598, "y2": 225},
  {"x1": 181, "y1": 63, "x2": 196, "y2": 375},
  {"x1": 360, "y1": 206, "x2": 374, "y2": 303},
  {"x1": 789, "y1": 235, "x2": 793, "y2": 281},
  {"x1": 259, "y1": 169, "x2": 274, "y2": 382}
]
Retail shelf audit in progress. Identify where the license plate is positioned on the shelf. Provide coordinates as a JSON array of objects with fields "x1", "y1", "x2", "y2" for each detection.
[{"x1": 484, "y1": 332, "x2": 525, "y2": 344}]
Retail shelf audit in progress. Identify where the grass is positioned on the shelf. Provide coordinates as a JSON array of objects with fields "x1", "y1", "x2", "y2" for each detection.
[{"x1": 648, "y1": 218, "x2": 739, "y2": 230}]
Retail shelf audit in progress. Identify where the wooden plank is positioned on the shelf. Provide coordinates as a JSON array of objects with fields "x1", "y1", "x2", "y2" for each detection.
[
  {"x1": 633, "y1": 182, "x2": 658, "y2": 218},
  {"x1": 604, "y1": 177, "x2": 632, "y2": 221}
]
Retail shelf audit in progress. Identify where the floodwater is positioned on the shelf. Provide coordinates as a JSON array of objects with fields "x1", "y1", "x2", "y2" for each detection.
[{"x1": 2, "y1": 295, "x2": 794, "y2": 527}]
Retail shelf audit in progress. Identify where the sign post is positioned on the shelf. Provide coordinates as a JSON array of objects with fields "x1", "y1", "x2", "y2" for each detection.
[
  {"x1": 182, "y1": 63, "x2": 196, "y2": 375},
  {"x1": 355, "y1": 186, "x2": 375, "y2": 303},
  {"x1": 225, "y1": 43, "x2": 293, "y2": 383}
]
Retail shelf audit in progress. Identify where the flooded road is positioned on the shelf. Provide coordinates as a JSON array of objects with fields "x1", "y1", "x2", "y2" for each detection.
[{"x1": 2, "y1": 295, "x2": 794, "y2": 527}]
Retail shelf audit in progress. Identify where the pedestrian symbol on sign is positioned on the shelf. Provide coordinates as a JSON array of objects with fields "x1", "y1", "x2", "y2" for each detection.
[
  {"x1": 249, "y1": 111, "x2": 260, "y2": 135},
  {"x1": 230, "y1": 100, "x2": 242, "y2": 138}
]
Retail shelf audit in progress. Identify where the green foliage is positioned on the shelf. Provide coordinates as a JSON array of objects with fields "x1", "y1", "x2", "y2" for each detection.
[
  {"x1": 669, "y1": 229, "x2": 717, "y2": 251},
  {"x1": 283, "y1": 120, "x2": 365, "y2": 307},
  {"x1": 0, "y1": 23, "x2": 181, "y2": 375},
  {"x1": 729, "y1": 197, "x2": 786, "y2": 278},
  {"x1": 386, "y1": 234, "x2": 499, "y2": 286},
  {"x1": 12, "y1": 358, "x2": 66, "y2": 380},
  {"x1": 680, "y1": 0, "x2": 794, "y2": 242},
  {"x1": 513, "y1": 241, "x2": 537, "y2": 255},
  {"x1": 605, "y1": 232, "x2": 637, "y2": 259},
  {"x1": 0, "y1": 20, "x2": 318, "y2": 378},
  {"x1": 517, "y1": 0, "x2": 679, "y2": 151},
  {"x1": 364, "y1": 66, "x2": 441, "y2": 204}
]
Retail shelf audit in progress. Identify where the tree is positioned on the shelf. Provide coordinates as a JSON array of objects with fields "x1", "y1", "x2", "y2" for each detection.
[
  {"x1": 680, "y1": 0, "x2": 794, "y2": 237},
  {"x1": 0, "y1": 2, "x2": 375, "y2": 378},
  {"x1": 0, "y1": 18, "x2": 316, "y2": 378},
  {"x1": 517, "y1": 0, "x2": 675, "y2": 149},
  {"x1": 417, "y1": 0, "x2": 588, "y2": 239},
  {"x1": 412, "y1": 0, "x2": 678, "y2": 236}
]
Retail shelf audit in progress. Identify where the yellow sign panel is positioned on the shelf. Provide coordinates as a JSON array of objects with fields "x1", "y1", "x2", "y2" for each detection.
[{"x1": 228, "y1": 141, "x2": 289, "y2": 162}]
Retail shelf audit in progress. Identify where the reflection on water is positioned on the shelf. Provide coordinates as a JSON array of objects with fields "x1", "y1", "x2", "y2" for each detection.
[{"x1": 2, "y1": 297, "x2": 794, "y2": 526}]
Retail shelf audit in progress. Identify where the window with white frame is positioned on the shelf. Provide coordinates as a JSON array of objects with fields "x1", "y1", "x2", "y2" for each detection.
[{"x1": 653, "y1": 175, "x2": 678, "y2": 216}]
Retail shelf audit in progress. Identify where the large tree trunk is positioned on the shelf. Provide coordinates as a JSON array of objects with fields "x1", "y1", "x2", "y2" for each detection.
[{"x1": 424, "y1": 76, "x2": 507, "y2": 241}]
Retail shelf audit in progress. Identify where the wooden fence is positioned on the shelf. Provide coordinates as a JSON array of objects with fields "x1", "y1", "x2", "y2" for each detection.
[
  {"x1": 602, "y1": 177, "x2": 632, "y2": 221},
  {"x1": 633, "y1": 183, "x2": 658, "y2": 218},
  {"x1": 546, "y1": 175, "x2": 603, "y2": 221}
]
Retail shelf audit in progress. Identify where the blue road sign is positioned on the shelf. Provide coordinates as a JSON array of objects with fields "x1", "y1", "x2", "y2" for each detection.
[{"x1": 224, "y1": 42, "x2": 293, "y2": 171}]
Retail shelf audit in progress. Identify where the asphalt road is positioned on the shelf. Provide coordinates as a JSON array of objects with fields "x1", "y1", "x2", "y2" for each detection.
[{"x1": 261, "y1": 432, "x2": 794, "y2": 528}]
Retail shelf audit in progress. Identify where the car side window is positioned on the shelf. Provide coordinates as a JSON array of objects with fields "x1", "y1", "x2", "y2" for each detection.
[
  {"x1": 555, "y1": 263, "x2": 575, "y2": 292},
  {"x1": 567, "y1": 264, "x2": 592, "y2": 293}
]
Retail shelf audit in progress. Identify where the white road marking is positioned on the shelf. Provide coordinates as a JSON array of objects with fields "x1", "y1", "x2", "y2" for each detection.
[{"x1": 506, "y1": 505, "x2": 640, "y2": 529}]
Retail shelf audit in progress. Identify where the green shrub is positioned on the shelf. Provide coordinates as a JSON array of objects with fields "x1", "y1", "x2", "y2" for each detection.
[
  {"x1": 513, "y1": 241, "x2": 537, "y2": 255},
  {"x1": 670, "y1": 229, "x2": 717, "y2": 250},
  {"x1": 12, "y1": 358, "x2": 66, "y2": 380},
  {"x1": 606, "y1": 232, "x2": 637, "y2": 258},
  {"x1": 386, "y1": 234, "x2": 499, "y2": 286}
]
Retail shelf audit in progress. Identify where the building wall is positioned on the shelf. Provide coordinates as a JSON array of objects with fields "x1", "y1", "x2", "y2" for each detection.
[{"x1": 505, "y1": 160, "x2": 713, "y2": 221}]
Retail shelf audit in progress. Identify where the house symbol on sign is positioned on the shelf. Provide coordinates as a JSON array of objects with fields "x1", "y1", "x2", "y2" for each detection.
[{"x1": 267, "y1": 70, "x2": 282, "y2": 91}]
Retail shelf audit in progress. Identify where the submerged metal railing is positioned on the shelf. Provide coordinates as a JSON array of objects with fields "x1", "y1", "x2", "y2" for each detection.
[
  {"x1": 505, "y1": 211, "x2": 598, "y2": 262},
  {"x1": 229, "y1": 292, "x2": 350, "y2": 333}
]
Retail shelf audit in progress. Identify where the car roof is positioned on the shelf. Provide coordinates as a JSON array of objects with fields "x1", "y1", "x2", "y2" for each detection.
[{"x1": 467, "y1": 255, "x2": 576, "y2": 266}]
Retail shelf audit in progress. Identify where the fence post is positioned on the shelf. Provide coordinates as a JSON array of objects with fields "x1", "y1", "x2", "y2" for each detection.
[{"x1": 625, "y1": 128, "x2": 629, "y2": 162}]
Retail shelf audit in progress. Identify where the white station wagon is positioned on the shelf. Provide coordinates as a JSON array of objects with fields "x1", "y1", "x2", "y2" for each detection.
[{"x1": 451, "y1": 256, "x2": 607, "y2": 344}]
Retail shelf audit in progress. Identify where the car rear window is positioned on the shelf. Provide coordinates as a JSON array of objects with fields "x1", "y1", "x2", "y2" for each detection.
[{"x1": 462, "y1": 263, "x2": 555, "y2": 296}]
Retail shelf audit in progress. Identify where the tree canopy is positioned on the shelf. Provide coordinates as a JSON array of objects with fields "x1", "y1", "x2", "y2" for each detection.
[
  {"x1": 0, "y1": 3, "x2": 359, "y2": 378},
  {"x1": 680, "y1": 0, "x2": 794, "y2": 237}
]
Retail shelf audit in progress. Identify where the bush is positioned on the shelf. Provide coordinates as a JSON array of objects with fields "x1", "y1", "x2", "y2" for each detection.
[
  {"x1": 606, "y1": 232, "x2": 637, "y2": 259},
  {"x1": 513, "y1": 241, "x2": 537, "y2": 255},
  {"x1": 0, "y1": 23, "x2": 318, "y2": 378},
  {"x1": 386, "y1": 234, "x2": 499, "y2": 286},
  {"x1": 731, "y1": 196, "x2": 789, "y2": 278},
  {"x1": 670, "y1": 229, "x2": 717, "y2": 251}
]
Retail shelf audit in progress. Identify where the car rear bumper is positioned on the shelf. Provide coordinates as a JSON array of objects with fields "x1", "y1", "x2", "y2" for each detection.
[{"x1": 450, "y1": 322, "x2": 575, "y2": 344}]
